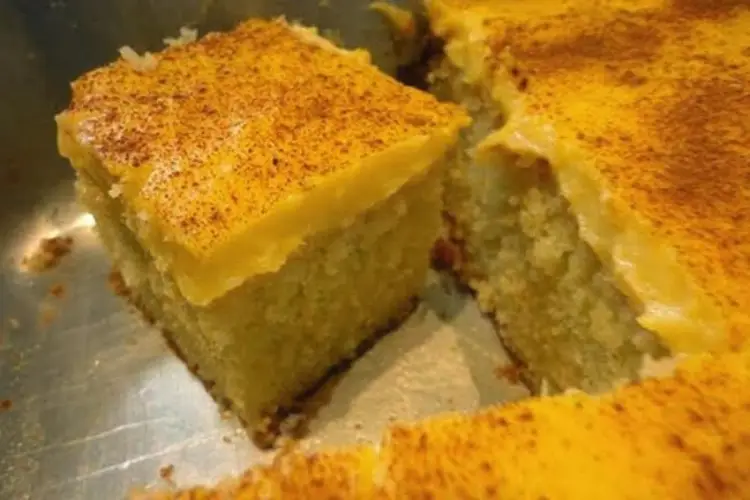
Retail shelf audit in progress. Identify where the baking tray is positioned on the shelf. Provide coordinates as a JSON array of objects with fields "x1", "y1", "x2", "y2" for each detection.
[{"x1": 0, "y1": 1, "x2": 526, "y2": 498}]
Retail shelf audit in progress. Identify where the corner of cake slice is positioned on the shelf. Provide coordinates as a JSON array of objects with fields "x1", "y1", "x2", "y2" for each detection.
[
  {"x1": 424, "y1": 0, "x2": 750, "y2": 392},
  {"x1": 55, "y1": 17, "x2": 469, "y2": 429}
]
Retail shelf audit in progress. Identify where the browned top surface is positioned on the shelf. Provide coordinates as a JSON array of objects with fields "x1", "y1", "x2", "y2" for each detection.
[
  {"x1": 430, "y1": 0, "x2": 750, "y2": 342},
  {"x1": 63, "y1": 18, "x2": 466, "y2": 257},
  {"x1": 135, "y1": 350, "x2": 750, "y2": 498}
]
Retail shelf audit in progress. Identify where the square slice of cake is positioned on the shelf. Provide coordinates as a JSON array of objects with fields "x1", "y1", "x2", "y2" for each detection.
[
  {"x1": 56, "y1": 18, "x2": 468, "y2": 429},
  {"x1": 425, "y1": 0, "x2": 750, "y2": 391}
]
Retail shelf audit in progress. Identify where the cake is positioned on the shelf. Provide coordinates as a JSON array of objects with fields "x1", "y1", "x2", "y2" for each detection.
[
  {"x1": 67, "y1": 0, "x2": 750, "y2": 497},
  {"x1": 56, "y1": 18, "x2": 468, "y2": 430},
  {"x1": 133, "y1": 350, "x2": 750, "y2": 498},
  {"x1": 427, "y1": 0, "x2": 750, "y2": 392}
]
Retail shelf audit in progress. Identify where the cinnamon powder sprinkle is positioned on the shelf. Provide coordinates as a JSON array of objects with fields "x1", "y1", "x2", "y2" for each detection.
[
  {"x1": 22, "y1": 236, "x2": 73, "y2": 272},
  {"x1": 48, "y1": 283, "x2": 66, "y2": 299},
  {"x1": 60, "y1": 18, "x2": 466, "y2": 258}
]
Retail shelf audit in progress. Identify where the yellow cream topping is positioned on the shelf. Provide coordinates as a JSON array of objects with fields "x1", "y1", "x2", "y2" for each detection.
[{"x1": 57, "y1": 17, "x2": 468, "y2": 305}]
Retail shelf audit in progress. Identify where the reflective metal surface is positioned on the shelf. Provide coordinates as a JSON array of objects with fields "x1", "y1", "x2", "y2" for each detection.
[{"x1": 0, "y1": 1, "x2": 523, "y2": 498}]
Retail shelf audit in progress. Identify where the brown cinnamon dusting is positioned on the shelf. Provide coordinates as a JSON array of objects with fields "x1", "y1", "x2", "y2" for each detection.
[
  {"x1": 64, "y1": 18, "x2": 465, "y2": 257},
  {"x1": 22, "y1": 236, "x2": 74, "y2": 272},
  {"x1": 504, "y1": 13, "x2": 664, "y2": 77},
  {"x1": 0, "y1": 399, "x2": 12, "y2": 412}
]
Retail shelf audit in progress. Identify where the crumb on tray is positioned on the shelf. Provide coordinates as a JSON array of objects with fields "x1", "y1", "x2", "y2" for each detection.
[
  {"x1": 0, "y1": 399, "x2": 12, "y2": 412},
  {"x1": 159, "y1": 464, "x2": 175, "y2": 484},
  {"x1": 22, "y1": 236, "x2": 74, "y2": 272},
  {"x1": 495, "y1": 362, "x2": 523, "y2": 385},
  {"x1": 48, "y1": 283, "x2": 66, "y2": 299}
]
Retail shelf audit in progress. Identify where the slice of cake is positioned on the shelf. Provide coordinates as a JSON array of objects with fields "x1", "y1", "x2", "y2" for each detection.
[
  {"x1": 133, "y1": 349, "x2": 750, "y2": 498},
  {"x1": 56, "y1": 18, "x2": 468, "y2": 430},
  {"x1": 425, "y1": 0, "x2": 750, "y2": 391}
]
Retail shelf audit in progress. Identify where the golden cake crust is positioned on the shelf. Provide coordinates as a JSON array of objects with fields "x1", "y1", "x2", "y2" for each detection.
[
  {"x1": 62, "y1": 17, "x2": 465, "y2": 259},
  {"x1": 135, "y1": 351, "x2": 750, "y2": 499},
  {"x1": 427, "y1": 0, "x2": 750, "y2": 349}
]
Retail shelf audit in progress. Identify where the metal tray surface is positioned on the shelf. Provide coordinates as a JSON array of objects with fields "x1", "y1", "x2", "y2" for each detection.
[{"x1": 0, "y1": 1, "x2": 524, "y2": 498}]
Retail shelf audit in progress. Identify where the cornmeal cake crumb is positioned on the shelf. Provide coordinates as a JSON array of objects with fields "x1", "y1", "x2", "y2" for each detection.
[
  {"x1": 57, "y1": 17, "x2": 468, "y2": 430},
  {"x1": 107, "y1": 269, "x2": 129, "y2": 298}
]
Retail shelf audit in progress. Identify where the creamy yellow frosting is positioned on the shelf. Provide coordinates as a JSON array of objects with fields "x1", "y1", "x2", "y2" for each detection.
[{"x1": 57, "y1": 17, "x2": 468, "y2": 305}]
